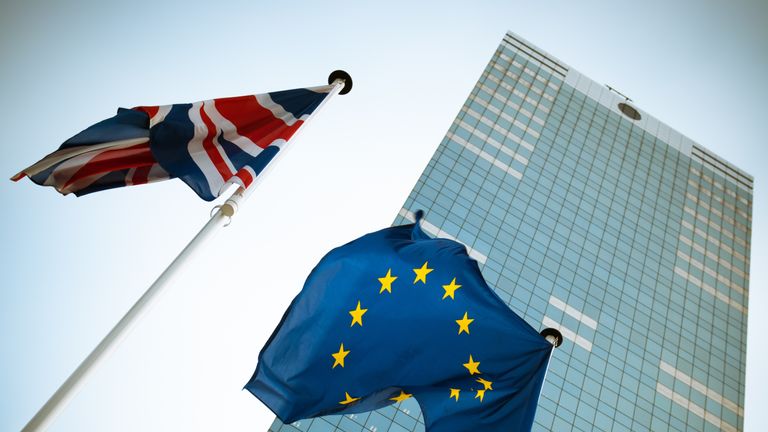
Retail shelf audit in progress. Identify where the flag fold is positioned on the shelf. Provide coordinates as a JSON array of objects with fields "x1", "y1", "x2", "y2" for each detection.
[{"x1": 246, "y1": 213, "x2": 553, "y2": 432}]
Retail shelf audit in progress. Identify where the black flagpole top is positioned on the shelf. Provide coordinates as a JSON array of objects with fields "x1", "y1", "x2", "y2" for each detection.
[
  {"x1": 540, "y1": 328, "x2": 564, "y2": 348},
  {"x1": 328, "y1": 70, "x2": 353, "y2": 95}
]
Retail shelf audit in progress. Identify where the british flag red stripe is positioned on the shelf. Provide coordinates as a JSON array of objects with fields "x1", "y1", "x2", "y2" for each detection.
[{"x1": 61, "y1": 143, "x2": 156, "y2": 193}]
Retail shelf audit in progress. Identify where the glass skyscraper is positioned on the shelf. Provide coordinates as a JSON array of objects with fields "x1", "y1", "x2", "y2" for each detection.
[{"x1": 269, "y1": 31, "x2": 752, "y2": 432}]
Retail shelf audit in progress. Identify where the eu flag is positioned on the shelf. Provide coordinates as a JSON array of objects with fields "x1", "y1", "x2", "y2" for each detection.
[{"x1": 246, "y1": 213, "x2": 555, "y2": 431}]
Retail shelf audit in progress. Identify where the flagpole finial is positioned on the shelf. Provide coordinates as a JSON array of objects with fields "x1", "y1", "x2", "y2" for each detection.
[
  {"x1": 540, "y1": 328, "x2": 563, "y2": 348},
  {"x1": 328, "y1": 70, "x2": 353, "y2": 95}
]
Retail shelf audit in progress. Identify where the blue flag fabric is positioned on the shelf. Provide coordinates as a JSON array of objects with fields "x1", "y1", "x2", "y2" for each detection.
[{"x1": 246, "y1": 215, "x2": 553, "y2": 431}]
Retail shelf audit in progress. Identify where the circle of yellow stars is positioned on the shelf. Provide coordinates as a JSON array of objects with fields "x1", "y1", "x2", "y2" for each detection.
[{"x1": 331, "y1": 261, "x2": 493, "y2": 406}]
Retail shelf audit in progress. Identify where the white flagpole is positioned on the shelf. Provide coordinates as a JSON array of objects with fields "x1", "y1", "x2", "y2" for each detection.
[
  {"x1": 535, "y1": 328, "x2": 563, "y2": 407},
  {"x1": 21, "y1": 71, "x2": 352, "y2": 432}
]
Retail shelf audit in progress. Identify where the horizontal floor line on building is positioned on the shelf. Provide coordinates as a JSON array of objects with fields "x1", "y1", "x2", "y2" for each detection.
[
  {"x1": 466, "y1": 99, "x2": 537, "y2": 152},
  {"x1": 501, "y1": 34, "x2": 568, "y2": 78},
  {"x1": 480, "y1": 75, "x2": 548, "y2": 128},
  {"x1": 681, "y1": 220, "x2": 749, "y2": 266},
  {"x1": 660, "y1": 361, "x2": 743, "y2": 418},
  {"x1": 678, "y1": 235, "x2": 748, "y2": 280},
  {"x1": 446, "y1": 131, "x2": 524, "y2": 180},
  {"x1": 686, "y1": 192, "x2": 750, "y2": 234},
  {"x1": 456, "y1": 115, "x2": 530, "y2": 164},
  {"x1": 675, "y1": 250, "x2": 746, "y2": 296},
  {"x1": 656, "y1": 383, "x2": 737, "y2": 432},
  {"x1": 462, "y1": 104, "x2": 537, "y2": 154},
  {"x1": 689, "y1": 166, "x2": 752, "y2": 203},
  {"x1": 683, "y1": 206, "x2": 748, "y2": 249},
  {"x1": 673, "y1": 267, "x2": 746, "y2": 314},
  {"x1": 493, "y1": 50, "x2": 561, "y2": 90},
  {"x1": 548, "y1": 295, "x2": 598, "y2": 330},
  {"x1": 482, "y1": 70, "x2": 552, "y2": 120},
  {"x1": 542, "y1": 316, "x2": 592, "y2": 351},
  {"x1": 687, "y1": 176, "x2": 751, "y2": 221}
]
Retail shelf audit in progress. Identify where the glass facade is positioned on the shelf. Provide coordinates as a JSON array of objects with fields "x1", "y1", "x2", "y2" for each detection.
[{"x1": 270, "y1": 32, "x2": 752, "y2": 432}]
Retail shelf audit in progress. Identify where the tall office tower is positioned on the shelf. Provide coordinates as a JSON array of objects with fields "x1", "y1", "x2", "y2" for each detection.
[{"x1": 269, "y1": 32, "x2": 752, "y2": 432}]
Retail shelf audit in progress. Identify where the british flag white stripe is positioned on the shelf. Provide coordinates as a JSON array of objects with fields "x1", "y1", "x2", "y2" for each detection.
[
  {"x1": 57, "y1": 146, "x2": 147, "y2": 194},
  {"x1": 268, "y1": 138, "x2": 289, "y2": 150},
  {"x1": 185, "y1": 101, "x2": 231, "y2": 195},
  {"x1": 204, "y1": 101, "x2": 264, "y2": 157},
  {"x1": 124, "y1": 163, "x2": 170, "y2": 186},
  {"x1": 60, "y1": 166, "x2": 111, "y2": 194},
  {"x1": 256, "y1": 93, "x2": 312, "y2": 126},
  {"x1": 209, "y1": 117, "x2": 237, "y2": 176},
  {"x1": 43, "y1": 149, "x2": 104, "y2": 190},
  {"x1": 148, "y1": 105, "x2": 172, "y2": 128},
  {"x1": 126, "y1": 167, "x2": 137, "y2": 186},
  {"x1": 147, "y1": 163, "x2": 170, "y2": 182},
  {"x1": 226, "y1": 165, "x2": 258, "y2": 190},
  {"x1": 15, "y1": 138, "x2": 149, "y2": 180}
]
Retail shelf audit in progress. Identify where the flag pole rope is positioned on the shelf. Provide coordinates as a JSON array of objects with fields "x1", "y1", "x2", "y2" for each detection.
[{"x1": 21, "y1": 72, "x2": 350, "y2": 432}]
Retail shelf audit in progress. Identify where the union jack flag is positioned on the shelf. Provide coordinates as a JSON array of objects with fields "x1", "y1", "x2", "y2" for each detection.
[{"x1": 12, "y1": 85, "x2": 334, "y2": 201}]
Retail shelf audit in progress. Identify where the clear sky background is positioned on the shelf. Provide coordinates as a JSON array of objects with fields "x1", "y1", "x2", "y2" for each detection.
[{"x1": 1, "y1": 0, "x2": 765, "y2": 430}]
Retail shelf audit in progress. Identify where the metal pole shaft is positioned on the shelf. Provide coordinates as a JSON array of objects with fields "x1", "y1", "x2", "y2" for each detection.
[
  {"x1": 21, "y1": 77, "x2": 347, "y2": 431},
  {"x1": 534, "y1": 334, "x2": 560, "y2": 413}
]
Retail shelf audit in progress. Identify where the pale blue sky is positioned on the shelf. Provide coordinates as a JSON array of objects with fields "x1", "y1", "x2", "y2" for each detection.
[{"x1": 1, "y1": 0, "x2": 766, "y2": 430}]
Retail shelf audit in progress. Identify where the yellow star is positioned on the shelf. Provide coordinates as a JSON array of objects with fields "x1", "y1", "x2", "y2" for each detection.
[
  {"x1": 449, "y1": 388, "x2": 461, "y2": 401},
  {"x1": 413, "y1": 262, "x2": 433, "y2": 284},
  {"x1": 339, "y1": 392, "x2": 360, "y2": 405},
  {"x1": 378, "y1": 269, "x2": 397, "y2": 294},
  {"x1": 349, "y1": 301, "x2": 368, "y2": 327},
  {"x1": 456, "y1": 312, "x2": 474, "y2": 335},
  {"x1": 442, "y1": 278, "x2": 462, "y2": 300},
  {"x1": 389, "y1": 390, "x2": 412, "y2": 402},
  {"x1": 331, "y1": 343, "x2": 350, "y2": 369},
  {"x1": 463, "y1": 354, "x2": 481, "y2": 375},
  {"x1": 475, "y1": 389, "x2": 487, "y2": 402},
  {"x1": 476, "y1": 377, "x2": 493, "y2": 390}
]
